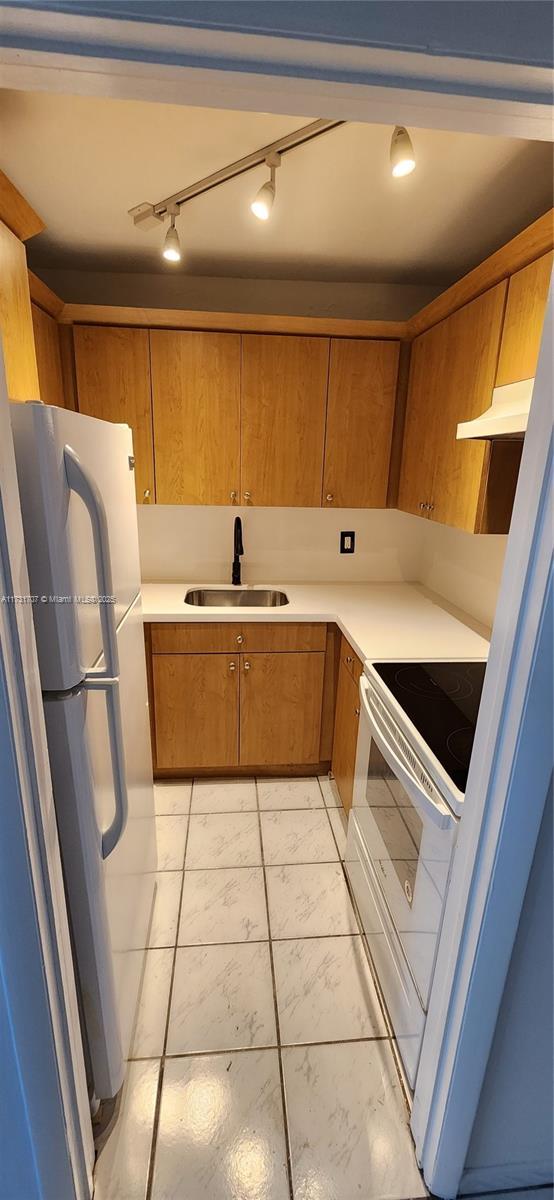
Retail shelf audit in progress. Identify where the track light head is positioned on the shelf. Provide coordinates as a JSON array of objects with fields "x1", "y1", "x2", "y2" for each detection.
[
  {"x1": 162, "y1": 209, "x2": 181, "y2": 263},
  {"x1": 250, "y1": 152, "x2": 280, "y2": 221},
  {"x1": 390, "y1": 126, "x2": 416, "y2": 178}
]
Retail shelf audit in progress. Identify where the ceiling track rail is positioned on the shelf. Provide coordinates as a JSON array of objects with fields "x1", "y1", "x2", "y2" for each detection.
[{"x1": 129, "y1": 118, "x2": 345, "y2": 226}]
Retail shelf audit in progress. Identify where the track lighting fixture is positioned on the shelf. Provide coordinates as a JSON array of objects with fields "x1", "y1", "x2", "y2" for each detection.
[
  {"x1": 250, "y1": 153, "x2": 281, "y2": 221},
  {"x1": 390, "y1": 126, "x2": 416, "y2": 178},
  {"x1": 162, "y1": 207, "x2": 181, "y2": 263}
]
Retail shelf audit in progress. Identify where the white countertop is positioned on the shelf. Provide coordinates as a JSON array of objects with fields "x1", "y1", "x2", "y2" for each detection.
[{"x1": 140, "y1": 582, "x2": 490, "y2": 663}]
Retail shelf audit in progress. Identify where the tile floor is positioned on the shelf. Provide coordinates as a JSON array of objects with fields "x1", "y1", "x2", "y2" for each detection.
[{"x1": 94, "y1": 776, "x2": 428, "y2": 1200}]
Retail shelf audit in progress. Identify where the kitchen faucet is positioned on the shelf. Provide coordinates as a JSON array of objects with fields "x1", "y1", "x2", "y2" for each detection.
[{"x1": 232, "y1": 516, "x2": 244, "y2": 585}]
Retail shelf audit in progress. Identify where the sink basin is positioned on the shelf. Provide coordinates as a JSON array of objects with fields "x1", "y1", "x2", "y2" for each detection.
[{"x1": 185, "y1": 588, "x2": 289, "y2": 608}]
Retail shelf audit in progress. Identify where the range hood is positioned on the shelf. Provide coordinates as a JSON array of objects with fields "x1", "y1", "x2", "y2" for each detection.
[{"x1": 457, "y1": 378, "x2": 533, "y2": 441}]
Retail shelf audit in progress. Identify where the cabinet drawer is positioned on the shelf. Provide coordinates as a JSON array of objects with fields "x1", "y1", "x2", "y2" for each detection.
[
  {"x1": 241, "y1": 622, "x2": 326, "y2": 653},
  {"x1": 340, "y1": 634, "x2": 363, "y2": 682},
  {"x1": 150, "y1": 623, "x2": 243, "y2": 654}
]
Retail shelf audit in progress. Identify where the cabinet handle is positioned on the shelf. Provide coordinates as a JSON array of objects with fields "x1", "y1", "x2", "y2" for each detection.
[
  {"x1": 229, "y1": 662, "x2": 236, "y2": 672},
  {"x1": 243, "y1": 492, "x2": 251, "y2": 501},
  {"x1": 230, "y1": 490, "x2": 237, "y2": 502},
  {"x1": 244, "y1": 660, "x2": 251, "y2": 672},
  {"x1": 325, "y1": 493, "x2": 334, "y2": 503},
  {"x1": 143, "y1": 488, "x2": 151, "y2": 501},
  {"x1": 236, "y1": 634, "x2": 244, "y2": 645}
]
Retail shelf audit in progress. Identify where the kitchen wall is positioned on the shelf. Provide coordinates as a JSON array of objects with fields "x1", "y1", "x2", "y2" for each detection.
[
  {"x1": 38, "y1": 270, "x2": 439, "y2": 320},
  {"x1": 138, "y1": 505, "x2": 508, "y2": 629}
]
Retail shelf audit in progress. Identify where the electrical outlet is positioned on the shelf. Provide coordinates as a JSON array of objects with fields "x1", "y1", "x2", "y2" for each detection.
[{"x1": 340, "y1": 530, "x2": 355, "y2": 554}]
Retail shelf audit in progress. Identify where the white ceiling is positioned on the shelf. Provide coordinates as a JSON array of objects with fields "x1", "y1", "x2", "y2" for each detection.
[{"x1": 1, "y1": 89, "x2": 552, "y2": 285}]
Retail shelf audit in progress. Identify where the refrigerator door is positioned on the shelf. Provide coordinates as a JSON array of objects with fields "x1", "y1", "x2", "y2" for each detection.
[
  {"x1": 43, "y1": 593, "x2": 156, "y2": 1102},
  {"x1": 10, "y1": 402, "x2": 140, "y2": 690}
]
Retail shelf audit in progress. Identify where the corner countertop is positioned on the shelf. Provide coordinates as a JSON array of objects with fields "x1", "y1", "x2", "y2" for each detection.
[{"x1": 140, "y1": 582, "x2": 490, "y2": 664}]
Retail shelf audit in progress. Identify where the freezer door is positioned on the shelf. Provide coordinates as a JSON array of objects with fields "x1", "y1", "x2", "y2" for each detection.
[
  {"x1": 85, "y1": 592, "x2": 157, "y2": 1060},
  {"x1": 43, "y1": 689, "x2": 125, "y2": 1102},
  {"x1": 10, "y1": 402, "x2": 140, "y2": 689}
]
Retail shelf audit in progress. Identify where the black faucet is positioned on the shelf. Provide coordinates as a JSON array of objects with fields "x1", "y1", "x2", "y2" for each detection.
[{"x1": 232, "y1": 516, "x2": 244, "y2": 586}]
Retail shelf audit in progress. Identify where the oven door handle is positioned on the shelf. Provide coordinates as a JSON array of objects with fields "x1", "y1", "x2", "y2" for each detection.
[{"x1": 360, "y1": 677, "x2": 455, "y2": 832}]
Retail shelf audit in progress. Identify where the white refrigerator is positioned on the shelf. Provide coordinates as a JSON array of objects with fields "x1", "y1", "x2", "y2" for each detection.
[{"x1": 10, "y1": 401, "x2": 157, "y2": 1105}]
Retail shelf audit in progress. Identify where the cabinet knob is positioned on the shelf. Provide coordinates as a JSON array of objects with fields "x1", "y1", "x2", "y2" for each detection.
[
  {"x1": 243, "y1": 492, "x2": 251, "y2": 501},
  {"x1": 236, "y1": 634, "x2": 244, "y2": 645},
  {"x1": 355, "y1": 707, "x2": 360, "y2": 717},
  {"x1": 419, "y1": 501, "x2": 426, "y2": 511},
  {"x1": 143, "y1": 488, "x2": 151, "y2": 501},
  {"x1": 346, "y1": 655, "x2": 353, "y2": 665},
  {"x1": 230, "y1": 490, "x2": 237, "y2": 502},
  {"x1": 244, "y1": 660, "x2": 251, "y2": 672},
  {"x1": 326, "y1": 493, "x2": 334, "y2": 503},
  {"x1": 229, "y1": 661, "x2": 236, "y2": 672},
  {"x1": 428, "y1": 502, "x2": 435, "y2": 512}
]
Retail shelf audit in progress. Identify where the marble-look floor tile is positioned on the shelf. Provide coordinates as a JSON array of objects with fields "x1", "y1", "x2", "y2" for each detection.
[
  {"x1": 185, "y1": 813, "x2": 261, "y2": 869},
  {"x1": 273, "y1": 935, "x2": 386, "y2": 1045},
  {"x1": 260, "y1": 810, "x2": 337, "y2": 865},
  {"x1": 130, "y1": 948, "x2": 173, "y2": 1059},
  {"x1": 155, "y1": 815, "x2": 188, "y2": 871},
  {"x1": 364, "y1": 779, "x2": 397, "y2": 807},
  {"x1": 283, "y1": 1040, "x2": 426, "y2": 1200},
  {"x1": 178, "y1": 867, "x2": 268, "y2": 945},
  {"x1": 257, "y1": 777, "x2": 324, "y2": 810},
  {"x1": 151, "y1": 1050, "x2": 289, "y2": 1200},
  {"x1": 149, "y1": 872, "x2": 182, "y2": 948},
  {"x1": 265, "y1": 863, "x2": 358, "y2": 939},
  {"x1": 154, "y1": 781, "x2": 191, "y2": 815},
  {"x1": 318, "y1": 775, "x2": 341, "y2": 807},
  {"x1": 94, "y1": 1059, "x2": 160, "y2": 1200},
  {"x1": 191, "y1": 778, "x2": 257, "y2": 813},
  {"x1": 166, "y1": 942, "x2": 276, "y2": 1054},
  {"x1": 327, "y1": 806, "x2": 348, "y2": 859},
  {"x1": 371, "y1": 807, "x2": 419, "y2": 859}
]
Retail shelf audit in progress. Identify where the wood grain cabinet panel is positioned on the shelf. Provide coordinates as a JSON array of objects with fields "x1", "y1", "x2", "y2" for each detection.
[
  {"x1": 397, "y1": 325, "x2": 447, "y2": 519},
  {"x1": 240, "y1": 651, "x2": 325, "y2": 766},
  {"x1": 32, "y1": 303, "x2": 65, "y2": 407},
  {"x1": 240, "y1": 622, "x2": 326, "y2": 653},
  {"x1": 151, "y1": 330, "x2": 240, "y2": 505},
  {"x1": 151, "y1": 622, "x2": 243, "y2": 654},
  {"x1": 495, "y1": 251, "x2": 553, "y2": 386},
  {"x1": 153, "y1": 653, "x2": 239, "y2": 769},
  {"x1": 323, "y1": 338, "x2": 400, "y2": 508},
  {"x1": 73, "y1": 325, "x2": 155, "y2": 504},
  {"x1": 0, "y1": 219, "x2": 39, "y2": 402},
  {"x1": 331, "y1": 659, "x2": 360, "y2": 814},
  {"x1": 241, "y1": 334, "x2": 329, "y2": 506}
]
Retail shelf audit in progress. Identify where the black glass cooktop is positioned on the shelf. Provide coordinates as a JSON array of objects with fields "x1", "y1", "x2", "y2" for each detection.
[{"x1": 373, "y1": 661, "x2": 487, "y2": 793}]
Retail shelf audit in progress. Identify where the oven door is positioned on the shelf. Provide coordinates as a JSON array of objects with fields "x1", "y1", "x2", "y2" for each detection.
[{"x1": 350, "y1": 675, "x2": 458, "y2": 1011}]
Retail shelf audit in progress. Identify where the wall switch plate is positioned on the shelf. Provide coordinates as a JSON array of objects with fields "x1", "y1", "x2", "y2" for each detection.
[{"x1": 340, "y1": 530, "x2": 355, "y2": 554}]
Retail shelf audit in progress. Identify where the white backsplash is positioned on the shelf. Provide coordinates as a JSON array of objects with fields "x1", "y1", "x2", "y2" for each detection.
[{"x1": 138, "y1": 505, "x2": 508, "y2": 629}]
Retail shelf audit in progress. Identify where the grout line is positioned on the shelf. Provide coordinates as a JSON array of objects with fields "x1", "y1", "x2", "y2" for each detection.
[
  {"x1": 255, "y1": 778, "x2": 295, "y2": 1200},
  {"x1": 129, "y1": 1032, "x2": 390, "y2": 1065},
  {"x1": 145, "y1": 817, "x2": 191, "y2": 1200}
]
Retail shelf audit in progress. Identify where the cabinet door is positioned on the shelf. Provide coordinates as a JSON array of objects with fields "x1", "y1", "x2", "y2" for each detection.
[
  {"x1": 429, "y1": 283, "x2": 507, "y2": 531},
  {"x1": 73, "y1": 325, "x2": 154, "y2": 504},
  {"x1": 495, "y1": 251, "x2": 553, "y2": 386},
  {"x1": 240, "y1": 652, "x2": 325, "y2": 766},
  {"x1": 153, "y1": 653, "x2": 239, "y2": 770},
  {"x1": 331, "y1": 659, "x2": 360, "y2": 814},
  {"x1": 397, "y1": 326, "x2": 445, "y2": 518},
  {"x1": 323, "y1": 339, "x2": 399, "y2": 508},
  {"x1": 151, "y1": 330, "x2": 240, "y2": 505},
  {"x1": 32, "y1": 303, "x2": 65, "y2": 407},
  {"x1": 241, "y1": 334, "x2": 329, "y2": 506}
]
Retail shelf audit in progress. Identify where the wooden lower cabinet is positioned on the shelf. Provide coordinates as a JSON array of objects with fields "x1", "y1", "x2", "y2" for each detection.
[
  {"x1": 331, "y1": 659, "x2": 361, "y2": 814},
  {"x1": 240, "y1": 651, "x2": 325, "y2": 767},
  {"x1": 153, "y1": 653, "x2": 239, "y2": 769}
]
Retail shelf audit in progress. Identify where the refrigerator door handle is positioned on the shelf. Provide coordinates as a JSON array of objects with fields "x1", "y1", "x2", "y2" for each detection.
[
  {"x1": 64, "y1": 444, "x2": 119, "y2": 680},
  {"x1": 83, "y1": 674, "x2": 129, "y2": 858}
]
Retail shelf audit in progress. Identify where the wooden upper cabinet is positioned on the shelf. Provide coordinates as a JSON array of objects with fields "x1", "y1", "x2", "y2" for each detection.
[
  {"x1": 150, "y1": 330, "x2": 240, "y2": 505},
  {"x1": 495, "y1": 251, "x2": 553, "y2": 386},
  {"x1": 0, "y1": 219, "x2": 39, "y2": 402},
  {"x1": 241, "y1": 334, "x2": 329, "y2": 506},
  {"x1": 398, "y1": 282, "x2": 508, "y2": 532},
  {"x1": 32, "y1": 303, "x2": 65, "y2": 407},
  {"x1": 73, "y1": 325, "x2": 154, "y2": 504},
  {"x1": 323, "y1": 338, "x2": 400, "y2": 508},
  {"x1": 429, "y1": 283, "x2": 507, "y2": 531}
]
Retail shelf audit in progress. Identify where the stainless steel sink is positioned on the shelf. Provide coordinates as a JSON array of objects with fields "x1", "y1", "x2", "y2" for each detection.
[{"x1": 185, "y1": 588, "x2": 289, "y2": 608}]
